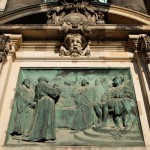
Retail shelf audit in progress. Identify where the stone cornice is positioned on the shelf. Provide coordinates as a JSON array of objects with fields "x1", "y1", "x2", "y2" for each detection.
[
  {"x1": 0, "y1": 24, "x2": 150, "y2": 30},
  {"x1": 0, "y1": 4, "x2": 150, "y2": 25},
  {"x1": 0, "y1": 0, "x2": 7, "y2": 13},
  {"x1": 0, "y1": 25, "x2": 150, "y2": 40},
  {"x1": 109, "y1": 4, "x2": 150, "y2": 25}
]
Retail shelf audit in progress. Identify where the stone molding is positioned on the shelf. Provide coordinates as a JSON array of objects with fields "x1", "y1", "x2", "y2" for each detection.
[
  {"x1": 0, "y1": 4, "x2": 150, "y2": 25},
  {"x1": 0, "y1": 0, "x2": 7, "y2": 13},
  {"x1": 108, "y1": 4, "x2": 150, "y2": 25},
  {"x1": 0, "y1": 34, "x2": 22, "y2": 72}
]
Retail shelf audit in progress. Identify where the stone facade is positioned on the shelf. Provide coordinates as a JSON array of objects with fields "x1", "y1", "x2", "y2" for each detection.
[{"x1": 0, "y1": 0, "x2": 150, "y2": 150}]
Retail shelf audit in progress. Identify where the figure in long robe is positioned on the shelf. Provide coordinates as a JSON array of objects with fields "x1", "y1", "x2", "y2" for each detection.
[
  {"x1": 72, "y1": 79, "x2": 96, "y2": 130},
  {"x1": 22, "y1": 76, "x2": 60, "y2": 142},
  {"x1": 11, "y1": 79, "x2": 35, "y2": 137},
  {"x1": 93, "y1": 79, "x2": 105, "y2": 123}
]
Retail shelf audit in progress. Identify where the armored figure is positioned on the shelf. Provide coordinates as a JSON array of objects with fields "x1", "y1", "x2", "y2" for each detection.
[{"x1": 98, "y1": 77, "x2": 136, "y2": 131}]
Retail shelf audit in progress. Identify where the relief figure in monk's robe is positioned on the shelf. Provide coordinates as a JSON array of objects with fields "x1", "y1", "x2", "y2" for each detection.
[
  {"x1": 11, "y1": 79, "x2": 36, "y2": 137},
  {"x1": 22, "y1": 76, "x2": 61, "y2": 142}
]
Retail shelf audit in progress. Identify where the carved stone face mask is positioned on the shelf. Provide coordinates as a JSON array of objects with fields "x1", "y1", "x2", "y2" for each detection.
[{"x1": 69, "y1": 38, "x2": 82, "y2": 53}]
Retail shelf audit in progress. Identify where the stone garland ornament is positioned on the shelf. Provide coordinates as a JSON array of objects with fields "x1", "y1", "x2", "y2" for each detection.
[
  {"x1": 0, "y1": 34, "x2": 10, "y2": 64},
  {"x1": 60, "y1": 33, "x2": 91, "y2": 57},
  {"x1": 46, "y1": 0, "x2": 105, "y2": 57},
  {"x1": 46, "y1": 0, "x2": 105, "y2": 28}
]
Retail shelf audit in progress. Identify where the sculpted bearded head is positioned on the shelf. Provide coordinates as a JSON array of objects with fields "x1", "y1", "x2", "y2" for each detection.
[{"x1": 64, "y1": 33, "x2": 84, "y2": 55}]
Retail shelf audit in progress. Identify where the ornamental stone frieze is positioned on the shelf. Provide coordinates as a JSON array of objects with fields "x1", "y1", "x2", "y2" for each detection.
[
  {"x1": 0, "y1": 34, "x2": 10, "y2": 64},
  {"x1": 60, "y1": 33, "x2": 91, "y2": 57}
]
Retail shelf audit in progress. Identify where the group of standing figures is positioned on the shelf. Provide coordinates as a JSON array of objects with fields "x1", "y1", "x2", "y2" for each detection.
[
  {"x1": 10, "y1": 75, "x2": 137, "y2": 142},
  {"x1": 11, "y1": 77, "x2": 60, "y2": 142}
]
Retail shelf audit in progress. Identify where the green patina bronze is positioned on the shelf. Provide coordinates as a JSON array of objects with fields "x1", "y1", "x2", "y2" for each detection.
[
  {"x1": 6, "y1": 68, "x2": 144, "y2": 146},
  {"x1": 11, "y1": 79, "x2": 36, "y2": 137}
]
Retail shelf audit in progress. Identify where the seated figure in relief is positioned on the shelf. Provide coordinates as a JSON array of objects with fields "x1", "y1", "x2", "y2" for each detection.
[{"x1": 96, "y1": 77, "x2": 136, "y2": 131}]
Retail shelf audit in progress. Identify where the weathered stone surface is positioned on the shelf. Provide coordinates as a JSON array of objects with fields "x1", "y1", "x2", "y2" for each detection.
[
  {"x1": 145, "y1": 0, "x2": 150, "y2": 14},
  {"x1": 60, "y1": 33, "x2": 91, "y2": 57},
  {"x1": 5, "y1": 0, "x2": 42, "y2": 12},
  {"x1": 0, "y1": 34, "x2": 10, "y2": 64},
  {"x1": 111, "y1": 0, "x2": 147, "y2": 13}
]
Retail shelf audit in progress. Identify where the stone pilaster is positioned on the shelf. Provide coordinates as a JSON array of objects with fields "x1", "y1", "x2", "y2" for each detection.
[
  {"x1": 138, "y1": 35, "x2": 150, "y2": 73},
  {"x1": 0, "y1": 34, "x2": 22, "y2": 118},
  {"x1": 0, "y1": 34, "x2": 11, "y2": 73},
  {"x1": 129, "y1": 34, "x2": 150, "y2": 129}
]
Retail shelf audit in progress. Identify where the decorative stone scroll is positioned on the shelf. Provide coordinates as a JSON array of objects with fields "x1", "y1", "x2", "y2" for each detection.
[
  {"x1": 60, "y1": 33, "x2": 91, "y2": 57},
  {"x1": 0, "y1": 34, "x2": 10, "y2": 64},
  {"x1": 138, "y1": 35, "x2": 150, "y2": 63},
  {"x1": 139, "y1": 35, "x2": 150, "y2": 52},
  {"x1": 46, "y1": 0, "x2": 105, "y2": 57},
  {"x1": 46, "y1": 0, "x2": 106, "y2": 29}
]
